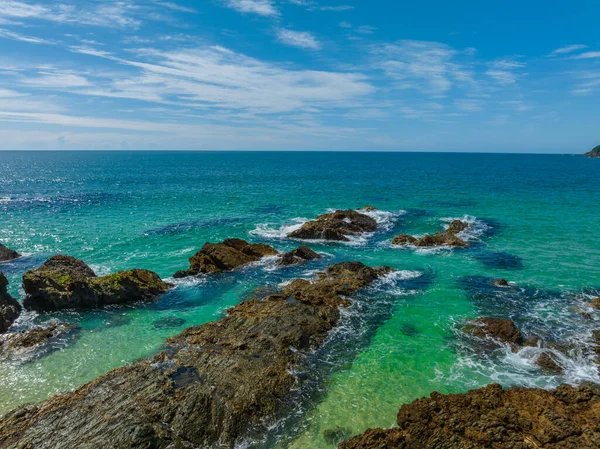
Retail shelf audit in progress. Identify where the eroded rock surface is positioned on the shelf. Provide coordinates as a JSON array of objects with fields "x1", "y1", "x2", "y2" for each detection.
[
  {"x1": 0, "y1": 244, "x2": 20, "y2": 263},
  {"x1": 174, "y1": 238, "x2": 278, "y2": 278},
  {"x1": 340, "y1": 383, "x2": 600, "y2": 449},
  {"x1": 23, "y1": 255, "x2": 171, "y2": 311},
  {"x1": 287, "y1": 210, "x2": 377, "y2": 242},
  {"x1": 392, "y1": 220, "x2": 469, "y2": 248},
  {"x1": 0, "y1": 321, "x2": 76, "y2": 360},
  {"x1": 0, "y1": 272, "x2": 21, "y2": 334},
  {"x1": 278, "y1": 245, "x2": 321, "y2": 266},
  {"x1": 464, "y1": 317, "x2": 524, "y2": 346},
  {"x1": 0, "y1": 261, "x2": 392, "y2": 449}
]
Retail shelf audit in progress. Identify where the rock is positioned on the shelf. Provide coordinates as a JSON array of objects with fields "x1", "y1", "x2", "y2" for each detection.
[
  {"x1": 0, "y1": 243, "x2": 20, "y2": 262},
  {"x1": 589, "y1": 297, "x2": 600, "y2": 309},
  {"x1": 174, "y1": 238, "x2": 278, "y2": 278},
  {"x1": 392, "y1": 220, "x2": 469, "y2": 248},
  {"x1": 0, "y1": 321, "x2": 76, "y2": 360},
  {"x1": 287, "y1": 210, "x2": 377, "y2": 242},
  {"x1": 493, "y1": 278, "x2": 510, "y2": 287},
  {"x1": 340, "y1": 383, "x2": 600, "y2": 449},
  {"x1": 278, "y1": 246, "x2": 321, "y2": 266},
  {"x1": 359, "y1": 206, "x2": 377, "y2": 212},
  {"x1": 323, "y1": 426, "x2": 352, "y2": 445},
  {"x1": 0, "y1": 262, "x2": 392, "y2": 448},
  {"x1": 464, "y1": 317, "x2": 524, "y2": 346},
  {"x1": 584, "y1": 145, "x2": 600, "y2": 158},
  {"x1": 23, "y1": 255, "x2": 172, "y2": 311},
  {"x1": 536, "y1": 352, "x2": 564, "y2": 374},
  {"x1": 0, "y1": 272, "x2": 21, "y2": 334}
]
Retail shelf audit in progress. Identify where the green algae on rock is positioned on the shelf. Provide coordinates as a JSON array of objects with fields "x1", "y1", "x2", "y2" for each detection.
[
  {"x1": 584, "y1": 145, "x2": 600, "y2": 158},
  {"x1": 22, "y1": 255, "x2": 172, "y2": 311},
  {"x1": 287, "y1": 209, "x2": 377, "y2": 242},
  {"x1": 0, "y1": 261, "x2": 392, "y2": 449},
  {"x1": 0, "y1": 273, "x2": 21, "y2": 334},
  {"x1": 174, "y1": 238, "x2": 279, "y2": 278},
  {"x1": 339, "y1": 383, "x2": 600, "y2": 449}
]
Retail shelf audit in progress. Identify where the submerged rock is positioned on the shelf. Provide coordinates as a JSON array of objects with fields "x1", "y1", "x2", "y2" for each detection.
[
  {"x1": 392, "y1": 220, "x2": 469, "y2": 248},
  {"x1": 0, "y1": 262, "x2": 392, "y2": 448},
  {"x1": 152, "y1": 316, "x2": 186, "y2": 330},
  {"x1": 278, "y1": 245, "x2": 321, "y2": 266},
  {"x1": 0, "y1": 243, "x2": 20, "y2": 262},
  {"x1": 584, "y1": 145, "x2": 600, "y2": 158},
  {"x1": 0, "y1": 272, "x2": 21, "y2": 334},
  {"x1": 464, "y1": 317, "x2": 524, "y2": 346},
  {"x1": 323, "y1": 426, "x2": 352, "y2": 445},
  {"x1": 493, "y1": 278, "x2": 510, "y2": 287},
  {"x1": 340, "y1": 383, "x2": 600, "y2": 449},
  {"x1": 287, "y1": 209, "x2": 377, "y2": 242},
  {"x1": 0, "y1": 321, "x2": 76, "y2": 360},
  {"x1": 22, "y1": 255, "x2": 172, "y2": 311},
  {"x1": 173, "y1": 238, "x2": 278, "y2": 278}
]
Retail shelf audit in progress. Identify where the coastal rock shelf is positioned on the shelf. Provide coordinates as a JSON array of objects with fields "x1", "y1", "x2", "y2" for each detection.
[
  {"x1": 0, "y1": 273, "x2": 20, "y2": 334},
  {"x1": 392, "y1": 219, "x2": 469, "y2": 247},
  {"x1": 340, "y1": 383, "x2": 600, "y2": 449},
  {"x1": 287, "y1": 209, "x2": 377, "y2": 242},
  {"x1": 0, "y1": 261, "x2": 393, "y2": 448},
  {"x1": 22, "y1": 255, "x2": 172, "y2": 311}
]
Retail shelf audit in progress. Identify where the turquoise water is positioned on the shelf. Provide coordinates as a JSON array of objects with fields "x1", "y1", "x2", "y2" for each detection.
[{"x1": 0, "y1": 151, "x2": 599, "y2": 447}]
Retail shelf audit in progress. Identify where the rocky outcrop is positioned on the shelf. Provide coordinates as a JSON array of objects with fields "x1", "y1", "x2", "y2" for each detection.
[
  {"x1": 287, "y1": 210, "x2": 377, "y2": 242},
  {"x1": 174, "y1": 238, "x2": 278, "y2": 278},
  {"x1": 0, "y1": 273, "x2": 21, "y2": 334},
  {"x1": 493, "y1": 278, "x2": 510, "y2": 287},
  {"x1": 22, "y1": 255, "x2": 172, "y2": 311},
  {"x1": 339, "y1": 383, "x2": 600, "y2": 449},
  {"x1": 0, "y1": 321, "x2": 76, "y2": 360},
  {"x1": 392, "y1": 220, "x2": 469, "y2": 248},
  {"x1": 0, "y1": 243, "x2": 20, "y2": 262},
  {"x1": 584, "y1": 145, "x2": 600, "y2": 158},
  {"x1": 464, "y1": 317, "x2": 524, "y2": 346},
  {"x1": 278, "y1": 246, "x2": 321, "y2": 266},
  {"x1": 0, "y1": 261, "x2": 392, "y2": 449}
]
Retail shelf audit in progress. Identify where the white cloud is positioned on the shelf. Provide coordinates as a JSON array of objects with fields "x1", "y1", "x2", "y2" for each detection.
[
  {"x1": 485, "y1": 59, "x2": 526, "y2": 85},
  {"x1": 276, "y1": 28, "x2": 321, "y2": 50},
  {"x1": 550, "y1": 44, "x2": 587, "y2": 56},
  {"x1": 223, "y1": 0, "x2": 278, "y2": 16},
  {"x1": 571, "y1": 51, "x2": 600, "y2": 60},
  {"x1": 0, "y1": 28, "x2": 51, "y2": 44}
]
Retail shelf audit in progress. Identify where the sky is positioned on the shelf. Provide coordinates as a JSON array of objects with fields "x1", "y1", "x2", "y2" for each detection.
[{"x1": 0, "y1": 0, "x2": 599, "y2": 152}]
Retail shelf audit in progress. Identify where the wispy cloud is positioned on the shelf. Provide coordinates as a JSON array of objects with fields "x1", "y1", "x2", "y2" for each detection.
[
  {"x1": 485, "y1": 59, "x2": 526, "y2": 85},
  {"x1": 549, "y1": 44, "x2": 587, "y2": 56},
  {"x1": 0, "y1": 28, "x2": 51, "y2": 44},
  {"x1": 571, "y1": 51, "x2": 600, "y2": 60},
  {"x1": 276, "y1": 28, "x2": 321, "y2": 49},
  {"x1": 223, "y1": 0, "x2": 278, "y2": 16}
]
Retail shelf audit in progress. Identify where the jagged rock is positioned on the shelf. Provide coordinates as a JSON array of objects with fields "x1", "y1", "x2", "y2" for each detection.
[
  {"x1": 22, "y1": 255, "x2": 172, "y2": 311},
  {"x1": 359, "y1": 206, "x2": 377, "y2": 212},
  {"x1": 584, "y1": 145, "x2": 600, "y2": 158},
  {"x1": 0, "y1": 272, "x2": 21, "y2": 334},
  {"x1": 536, "y1": 352, "x2": 564, "y2": 374},
  {"x1": 0, "y1": 262, "x2": 392, "y2": 448},
  {"x1": 173, "y1": 238, "x2": 278, "y2": 278},
  {"x1": 340, "y1": 383, "x2": 600, "y2": 449},
  {"x1": 493, "y1": 278, "x2": 510, "y2": 287},
  {"x1": 0, "y1": 243, "x2": 20, "y2": 262},
  {"x1": 392, "y1": 220, "x2": 469, "y2": 248},
  {"x1": 278, "y1": 246, "x2": 321, "y2": 266},
  {"x1": 464, "y1": 317, "x2": 524, "y2": 346},
  {"x1": 287, "y1": 210, "x2": 377, "y2": 242},
  {"x1": 0, "y1": 321, "x2": 76, "y2": 360}
]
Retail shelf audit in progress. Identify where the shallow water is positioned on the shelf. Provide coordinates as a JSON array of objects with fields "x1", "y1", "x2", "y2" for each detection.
[{"x1": 0, "y1": 151, "x2": 599, "y2": 447}]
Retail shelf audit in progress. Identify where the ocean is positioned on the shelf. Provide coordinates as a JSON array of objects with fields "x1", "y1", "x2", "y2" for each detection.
[{"x1": 0, "y1": 151, "x2": 599, "y2": 447}]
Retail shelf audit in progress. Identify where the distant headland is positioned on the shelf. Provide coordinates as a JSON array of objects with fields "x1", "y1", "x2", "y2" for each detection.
[{"x1": 584, "y1": 145, "x2": 600, "y2": 157}]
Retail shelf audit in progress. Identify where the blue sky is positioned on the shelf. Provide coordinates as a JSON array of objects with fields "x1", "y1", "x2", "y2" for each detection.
[{"x1": 0, "y1": 0, "x2": 598, "y2": 152}]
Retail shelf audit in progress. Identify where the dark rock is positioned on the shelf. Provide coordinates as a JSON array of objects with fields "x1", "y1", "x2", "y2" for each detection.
[
  {"x1": 0, "y1": 321, "x2": 76, "y2": 360},
  {"x1": 536, "y1": 352, "x2": 564, "y2": 374},
  {"x1": 323, "y1": 426, "x2": 352, "y2": 445},
  {"x1": 400, "y1": 323, "x2": 419, "y2": 337},
  {"x1": 0, "y1": 262, "x2": 393, "y2": 448},
  {"x1": 174, "y1": 238, "x2": 278, "y2": 278},
  {"x1": 23, "y1": 255, "x2": 172, "y2": 311},
  {"x1": 340, "y1": 383, "x2": 600, "y2": 449},
  {"x1": 493, "y1": 278, "x2": 510, "y2": 287},
  {"x1": 475, "y1": 251, "x2": 524, "y2": 270},
  {"x1": 278, "y1": 246, "x2": 321, "y2": 266},
  {"x1": 584, "y1": 145, "x2": 600, "y2": 158},
  {"x1": 392, "y1": 220, "x2": 469, "y2": 248},
  {"x1": 0, "y1": 243, "x2": 20, "y2": 262},
  {"x1": 287, "y1": 209, "x2": 377, "y2": 242},
  {"x1": 464, "y1": 317, "x2": 524, "y2": 346},
  {"x1": 0, "y1": 272, "x2": 21, "y2": 334},
  {"x1": 152, "y1": 316, "x2": 186, "y2": 330}
]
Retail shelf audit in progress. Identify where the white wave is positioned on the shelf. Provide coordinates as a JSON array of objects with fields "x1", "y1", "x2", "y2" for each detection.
[
  {"x1": 166, "y1": 275, "x2": 207, "y2": 288},
  {"x1": 361, "y1": 208, "x2": 406, "y2": 232},
  {"x1": 249, "y1": 218, "x2": 308, "y2": 240},
  {"x1": 441, "y1": 214, "x2": 490, "y2": 242}
]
